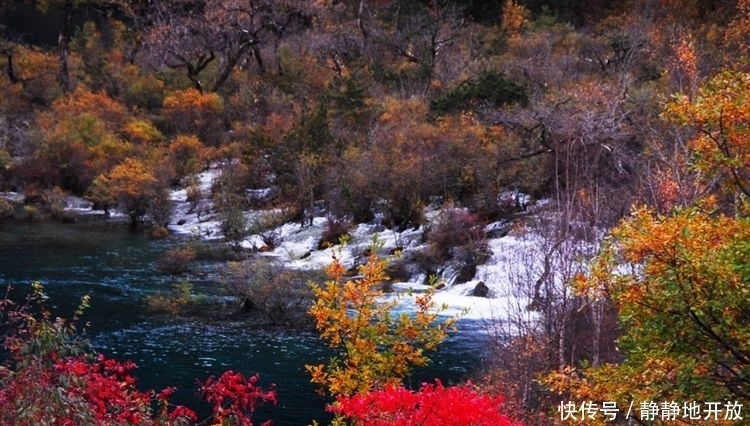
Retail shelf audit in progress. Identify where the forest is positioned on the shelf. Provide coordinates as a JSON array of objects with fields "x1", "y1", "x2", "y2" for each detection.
[{"x1": 0, "y1": 0, "x2": 749, "y2": 424}]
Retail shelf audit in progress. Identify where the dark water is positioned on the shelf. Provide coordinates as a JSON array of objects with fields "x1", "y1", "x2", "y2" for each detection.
[{"x1": 0, "y1": 220, "x2": 490, "y2": 425}]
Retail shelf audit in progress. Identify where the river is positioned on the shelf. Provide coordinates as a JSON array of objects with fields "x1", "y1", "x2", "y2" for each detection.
[{"x1": 0, "y1": 219, "x2": 492, "y2": 425}]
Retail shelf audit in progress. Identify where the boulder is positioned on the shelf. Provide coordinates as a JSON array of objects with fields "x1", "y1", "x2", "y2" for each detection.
[{"x1": 472, "y1": 281, "x2": 490, "y2": 298}]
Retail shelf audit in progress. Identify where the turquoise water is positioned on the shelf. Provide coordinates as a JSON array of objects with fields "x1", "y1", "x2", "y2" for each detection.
[{"x1": 0, "y1": 220, "x2": 488, "y2": 425}]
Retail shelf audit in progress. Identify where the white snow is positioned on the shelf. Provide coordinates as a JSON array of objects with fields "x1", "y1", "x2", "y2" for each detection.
[
  {"x1": 163, "y1": 168, "x2": 583, "y2": 326},
  {"x1": 168, "y1": 168, "x2": 223, "y2": 238},
  {"x1": 0, "y1": 192, "x2": 25, "y2": 203},
  {"x1": 4, "y1": 164, "x2": 575, "y2": 328}
]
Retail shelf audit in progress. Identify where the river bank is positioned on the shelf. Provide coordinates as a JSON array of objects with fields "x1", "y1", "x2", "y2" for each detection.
[
  {"x1": 0, "y1": 218, "x2": 492, "y2": 425},
  {"x1": 3, "y1": 163, "x2": 548, "y2": 325}
]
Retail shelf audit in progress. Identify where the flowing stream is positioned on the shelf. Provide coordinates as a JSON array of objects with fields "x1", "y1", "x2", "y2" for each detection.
[{"x1": 0, "y1": 220, "x2": 492, "y2": 425}]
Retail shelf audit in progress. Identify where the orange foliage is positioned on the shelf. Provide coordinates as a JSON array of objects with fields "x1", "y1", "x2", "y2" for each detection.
[
  {"x1": 26, "y1": 87, "x2": 136, "y2": 193},
  {"x1": 307, "y1": 251, "x2": 455, "y2": 397},
  {"x1": 121, "y1": 119, "x2": 165, "y2": 144},
  {"x1": 348, "y1": 96, "x2": 513, "y2": 223},
  {"x1": 162, "y1": 88, "x2": 225, "y2": 144},
  {"x1": 670, "y1": 32, "x2": 699, "y2": 96},
  {"x1": 664, "y1": 70, "x2": 750, "y2": 200},
  {"x1": 501, "y1": 0, "x2": 529, "y2": 36},
  {"x1": 554, "y1": 203, "x2": 750, "y2": 423},
  {"x1": 163, "y1": 88, "x2": 224, "y2": 113},
  {"x1": 724, "y1": 0, "x2": 750, "y2": 58},
  {"x1": 168, "y1": 135, "x2": 206, "y2": 180},
  {"x1": 101, "y1": 158, "x2": 158, "y2": 199},
  {"x1": 10, "y1": 45, "x2": 63, "y2": 103},
  {"x1": 88, "y1": 158, "x2": 163, "y2": 223},
  {"x1": 49, "y1": 87, "x2": 129, "y2": 128},
  {"x1": 13, "y1": 47, "x2": 57, "y2": 83}
]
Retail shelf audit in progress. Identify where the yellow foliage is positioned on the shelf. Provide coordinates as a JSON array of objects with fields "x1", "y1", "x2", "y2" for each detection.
[
  {"x1": 13, "y1": 45, "x2": 58, "y2": 85},
  {"x1": 163, "y1": 88, "x2": 224, "y2": 115},
  {"x1": 50, "y1": 87, "x2": 129, "y2": 128},
  {"x1": 663, "y1": 70, "x2": 750, "y2": 200},
  {"x1": 306, "y1": 249, "x2": 456, "y2": 397},
  {"x1": 552, "y1": 204, "x2": 750, "y2": 423},
  {"x1": 105, "y1": 158, "x2": 158, "y2": 199},
  {"x1": 501, "y1": 0, "x2": 529, "y2": 36},
  {"x1": 162, "y1": 88, "x2": 225, "y2": 143},
  {"x1": 114, "y1": 64, "x2": 166, "y2": 110},
  {"x1": 6, "y1": 45, "x2": 62, "y2": 103},
  {"x1": 122, "y1": 119, "x2": 165, "y2": 144},
  {"x1": 168, "y1": 135, "x2": 206, "y2": 178}
]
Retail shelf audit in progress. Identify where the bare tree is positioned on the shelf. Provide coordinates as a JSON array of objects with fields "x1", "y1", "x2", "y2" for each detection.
[{"x1": 139, "y1": 0, "x2": 317, "y2": 92}]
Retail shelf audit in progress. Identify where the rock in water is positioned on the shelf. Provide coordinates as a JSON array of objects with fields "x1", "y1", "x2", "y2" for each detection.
[{"x1": 472, "y1": 281, "x2": 490, "y2": 298}]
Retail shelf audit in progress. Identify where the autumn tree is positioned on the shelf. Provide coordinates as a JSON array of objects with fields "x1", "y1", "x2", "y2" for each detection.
[
  {"x1": 333, "y1": 96, "x2": 533, "y2": 227},
  {"x1": 0, "y1": 42, "x2": 62, "y2": 105},
  {"x1": 546, "y1": 205, "x2": 750, "y2": 424},
  {"x1": 32, "y1": 0, "x2": 133, "y2": 93},
  {"x1": 23, "y1": 86, "x2": 133, "y2": 194},
  {"x1": 545, "y1": 63, "x2": 750, "y2": 423},
  {"x1": 167, "y1": 134, "x2": 206, "y2": 183},
  {"x1": 482, "y1": 7, "x2": 670, "y2": 227},
  {"x1": 87, "y1": 157, "x2": 169, "y2": 227},
  {"x1": 307, "y1": 249, "x2": 457, "y2": 397},
  {"x1": 663, "y1": 69, "x2": 750, "y2": 205},
  {"x1": 161, "y1": 88, "x2": 224, "y2": 145}
]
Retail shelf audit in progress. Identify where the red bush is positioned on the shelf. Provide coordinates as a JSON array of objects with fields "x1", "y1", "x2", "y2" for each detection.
[
  {"x1": 0, "y1": 284, "x2": 276, "y2": 426},
  {"x1": 329, "y1": 380, "x2": 524, "y2": 426},
  {"x1": 199, "y1": 370, "x2": 277, "y2": 426}
]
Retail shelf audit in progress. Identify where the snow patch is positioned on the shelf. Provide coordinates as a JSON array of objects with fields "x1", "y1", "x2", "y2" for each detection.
[
  {"x1": 166, "y1": 171, "x2": 564, "y2": 324},
  {"x1": 0, "y1": 192, "x2": 24, "y2": 203}
]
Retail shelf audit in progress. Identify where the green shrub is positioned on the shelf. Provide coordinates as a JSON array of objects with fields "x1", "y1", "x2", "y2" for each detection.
[{"x1": 430, "y1": 71, "x2": 528, "y2": 115}]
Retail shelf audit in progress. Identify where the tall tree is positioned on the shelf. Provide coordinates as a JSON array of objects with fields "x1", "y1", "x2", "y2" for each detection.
[
  {"x1": 140, "y1": 0, "x2": 317, "y2": 93},
  {"x1": 34, "y1": 0, "x2": 131, "y2": 93},
  {"x1": 545, "y1": 63, "x2": 750, "y2": 422}
]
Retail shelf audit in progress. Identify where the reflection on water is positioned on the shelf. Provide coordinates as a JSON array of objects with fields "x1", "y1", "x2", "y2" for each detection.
[{"x1": 0, "y1": 220, "x2": 490, "y2": 425}]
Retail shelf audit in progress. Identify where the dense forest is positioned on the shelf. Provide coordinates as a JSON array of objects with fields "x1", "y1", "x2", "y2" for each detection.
[{"x1": 0, "y1": 0, "x2": 749, "y2": 424}]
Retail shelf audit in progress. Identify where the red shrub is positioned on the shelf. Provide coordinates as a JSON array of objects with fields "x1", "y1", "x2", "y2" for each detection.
[
  {"x1": 199, "y1": 370, "x2": 277, "y2": 426},
  {"x1": 329, "y1": 380, "x2": 524, "y2": 426},
  {"x1": 0, "y1": 284, "x2": 276, "y2": 426}
]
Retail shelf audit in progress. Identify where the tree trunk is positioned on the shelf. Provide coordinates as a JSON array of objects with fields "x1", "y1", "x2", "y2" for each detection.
[
  {"x1": 58, "y1": 0, "x2": 74, "y2": 93},
  {"x1": 212, "y1": 41, "x2": 255, "y2": 92}
]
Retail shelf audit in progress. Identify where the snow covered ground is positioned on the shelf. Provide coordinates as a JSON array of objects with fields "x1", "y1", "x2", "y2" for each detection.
[
  {"x1": 163, "y1": 168, "x2": 560, "y2": 324},
  {"x1": 48, "y1": 166, "x2": 566, "y2": 325}
]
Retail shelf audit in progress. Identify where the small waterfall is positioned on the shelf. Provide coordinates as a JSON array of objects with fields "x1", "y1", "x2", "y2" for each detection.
[{"x1": 64, "y1": 195, "x2": 93, "y2": 211}]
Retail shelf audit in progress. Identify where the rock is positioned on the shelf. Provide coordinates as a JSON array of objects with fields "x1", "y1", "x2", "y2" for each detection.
[
  {"x1": 472, "y1": 281, "x2": 490, "y2": 298},
  {"x1": 484, "y1": 220, "x2": 512, "y2": 239}
]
